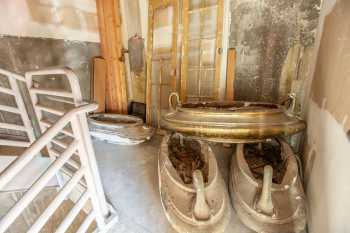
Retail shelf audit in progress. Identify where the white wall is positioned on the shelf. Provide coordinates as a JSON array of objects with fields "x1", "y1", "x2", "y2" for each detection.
[
  {"x1": 0, "y1": 0, "x2": 100, "y2": 42},
  {"x1": 303, "y1": 0, "x2": 350, "y2": 232},
  {"x1": 305, "y1": 100, "x2": 350, "y2": 233}
]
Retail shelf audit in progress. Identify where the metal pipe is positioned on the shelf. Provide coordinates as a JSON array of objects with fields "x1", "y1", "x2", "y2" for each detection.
[
  {"x1": 76, "y1": 211, "x2": 96, "y2": 233},
  {"x1": 0, "y1": 104, "x2": 97, "y2": 190},
  {"x1": 55, "y1": 191, "x2": 90, "y2": 233},
  {"x1": 30, "y1": 88, "x2": 74, "y2": 98},
  {"x1": 27, "y1": 168, "x2": 85, "y2": 233},
  {"x1": 0, "y1": 140, "x2": 78, "y2": 231},
  {"x1": 0, "y1": 105, "x2": 21, "y2": 114}
]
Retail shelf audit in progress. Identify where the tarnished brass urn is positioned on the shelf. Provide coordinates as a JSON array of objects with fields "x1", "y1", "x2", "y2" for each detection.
[{"x1": 163, "y1": 93, "x2": 306, "y2": 143}]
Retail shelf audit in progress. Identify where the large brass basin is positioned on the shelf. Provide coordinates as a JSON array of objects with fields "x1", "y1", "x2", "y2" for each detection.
[{"x1": 163, "y1": 93, "x2": 306, "y2": 143}]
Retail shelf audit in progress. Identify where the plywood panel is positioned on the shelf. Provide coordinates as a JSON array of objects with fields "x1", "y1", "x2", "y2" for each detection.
[
  {"x1": 91, "y1": 57, "x2": 106, "y2": 113},
  {"x1": 225, "y1": 48, "x2": 236, "y2": 100}
]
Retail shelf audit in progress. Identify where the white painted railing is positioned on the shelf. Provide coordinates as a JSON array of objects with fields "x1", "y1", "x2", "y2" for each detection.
[
  {"x1": 25, "y1": 67, "x2": 86, "y2": 188},
  {"x1": 0, "y1": 69, "x2": 35, "y2": 148},
  {"x1": 0, "y1": 68, "x2": 118, "y2": 232},
  {"x1": 0, "y1": 103, "x2": 117, "y2": 233}
]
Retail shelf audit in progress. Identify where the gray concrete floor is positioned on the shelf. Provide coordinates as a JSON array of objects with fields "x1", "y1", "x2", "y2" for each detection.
[{"x1": 93, "y1": 135, "x2": 254, "y2": 233}]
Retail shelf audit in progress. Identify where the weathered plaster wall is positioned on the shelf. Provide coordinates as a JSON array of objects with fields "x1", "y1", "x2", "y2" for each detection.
[
  {"x1": 305, "y1": 100, "x2": 350, "y2": 233},
  {"x1": 0, "y1": 0, "x2": 99, "y2": 42},
  {"x1": 229, "y1": 0, "x2": 320, "y2": 102},
  {"x1": 0, "y1": 0, "x2": 100, "y2": 140},
  {"x1": 310, "y1": 0, "x2": 350, "y2": 132},
  {"x1": 0, "y1": 35, "x2": 100, "y2": 100},
  {"x1": 0, "y1": 0, "x2": 101, "y2": 99},
  {"x1": 303, "y1": 0, "x2": 350, "y2": 232}
]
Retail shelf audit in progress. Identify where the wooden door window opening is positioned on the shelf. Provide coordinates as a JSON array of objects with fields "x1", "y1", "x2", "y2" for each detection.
[
  {"x1": 146, "y1": 0, "x2": 179, "y2": 126},
  {"x1": 180, "y1": 0, "x2": 224, "y2": 102}
]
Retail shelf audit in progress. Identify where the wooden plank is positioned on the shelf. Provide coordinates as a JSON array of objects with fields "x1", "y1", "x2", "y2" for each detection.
[
  {"x1": 96, "y1": 0, "x2": 128, "y2": 114},
  {"x1": 226, "y1": 48, "x2": 236, "y2": 100},
  {"x1": 92, "y1": 57, "x2": 107, "y2": 113},
  {"x1": 180, "y1": 0, "x2": 189, "y2": 103},
  {"x1": 157, "y1": 60, "x2": 163, "y2": 129},
  {"x1": 145, "y1": 2, "x2": 155, "y2": 125},
  {"x1": 213, "y1": 0, "x2": 224, "y2": 99},
  {"x1": 170, "y1": 0, "x2": 179, "y2": 92}
]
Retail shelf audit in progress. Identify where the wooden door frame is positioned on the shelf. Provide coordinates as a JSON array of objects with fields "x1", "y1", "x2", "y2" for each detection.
[{"x1": 145, "y1": 0, "x2": 179, "y2": 125}]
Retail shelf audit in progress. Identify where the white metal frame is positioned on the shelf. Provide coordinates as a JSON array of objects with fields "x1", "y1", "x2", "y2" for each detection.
[
  {"x1": 0, "y1": 68, "x2": 118, "y2": 232},
  {"x1": 25, "y1": 67, "x2": 112, "y2": 214},
  {"x1": 0, "y1": 69, "x2": 35, "y2": 148},
  {"x1": 0, "y1": 103, "x2": 117, "y2": 233},
  {"x1": 25, "y1": 68, "x2": 85, "y2": 187}
]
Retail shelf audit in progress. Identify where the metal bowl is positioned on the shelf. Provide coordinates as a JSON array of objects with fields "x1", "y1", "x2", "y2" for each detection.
[{"x1": 163, "y1": 93, "x2": 306, "y2": 143}]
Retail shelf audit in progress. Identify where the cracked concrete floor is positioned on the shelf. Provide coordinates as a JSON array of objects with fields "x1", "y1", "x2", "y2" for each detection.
[{"x1": 93, "y1": 135, "x2": 254, "y2": 233}]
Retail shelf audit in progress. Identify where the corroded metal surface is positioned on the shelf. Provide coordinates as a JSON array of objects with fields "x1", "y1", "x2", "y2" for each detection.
[
  {"x1": 88, "y1": 113, "x2": 154, "y2": 145},
  {"x1": 158, "y1": 134, "x2": 231, "y2": 233},
  {"x1": 230, "y1": 139, "x2": 307, "y2": 233},
  {"x1": 163, "y1": 93, "x2": 306, "y2": 143},
  {"x1": 128, "y1": 35, "x2": 144, "y2": 74}
]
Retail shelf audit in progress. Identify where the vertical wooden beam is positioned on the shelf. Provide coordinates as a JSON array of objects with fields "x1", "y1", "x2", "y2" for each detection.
[
  {"x1": 145, "y1": 2, "x2": 154, "y2": 125},
  {"x1": 213, "y1": 0, "x2": 224, "y2": 99},
  {"x1": 170, "y1": 0, "x2": 179, "y2": 92},
  {"x1": 219, "y1": 0, "x2": 232, "y2": 101},
  {"x1": 225, "y1": 48, "x2": 236, "y2": 100},
  {"x1": 180, "y1": 0, "x2": 189, "y2": 103},
  {"x1": 96, "y1": 0, "x2": 128, "y2": 114},
  {"x1": 157, "y1": 59, "x2": 163, "y2": 129}
]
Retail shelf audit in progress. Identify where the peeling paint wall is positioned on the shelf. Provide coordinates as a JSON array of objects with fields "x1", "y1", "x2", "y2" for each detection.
[
  {"x1": 304, "y1": 100, "x2": 350, "y2": 233},
  {"x1": 0, "y1": 35, "x2": 100, "y2": 100},
  {"x1": 303, "y1": 0, "x2": 350, "y2": 232},
  {"x1": 0, "y1": 0, "x2": 99, "y2": 42},
  {"x1": 0, "y1": 1, "x2": 100, "y2": 138},
  {"x1": 229, "y1": 0, "x2": 320, "y2": 102},
  {"x1": 311, "y1": 0, "x2": 350, "y2": 132},
  {"x1": 0, "y1": 0, "x2": 101, "y2": 99}
]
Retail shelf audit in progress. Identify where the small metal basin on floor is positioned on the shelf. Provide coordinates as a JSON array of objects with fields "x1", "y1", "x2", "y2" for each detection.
[{"x1": 88, "y1": 113, "x2": 154, "y2": 145}]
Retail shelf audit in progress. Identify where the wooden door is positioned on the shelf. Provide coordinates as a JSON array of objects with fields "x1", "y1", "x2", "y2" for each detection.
[
  {"x1": 180, "y1": 0, "x2": 224, "y2": 102},
  {"x1": 146, "y1": 0, "x2": 179, "y2": 126}
]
